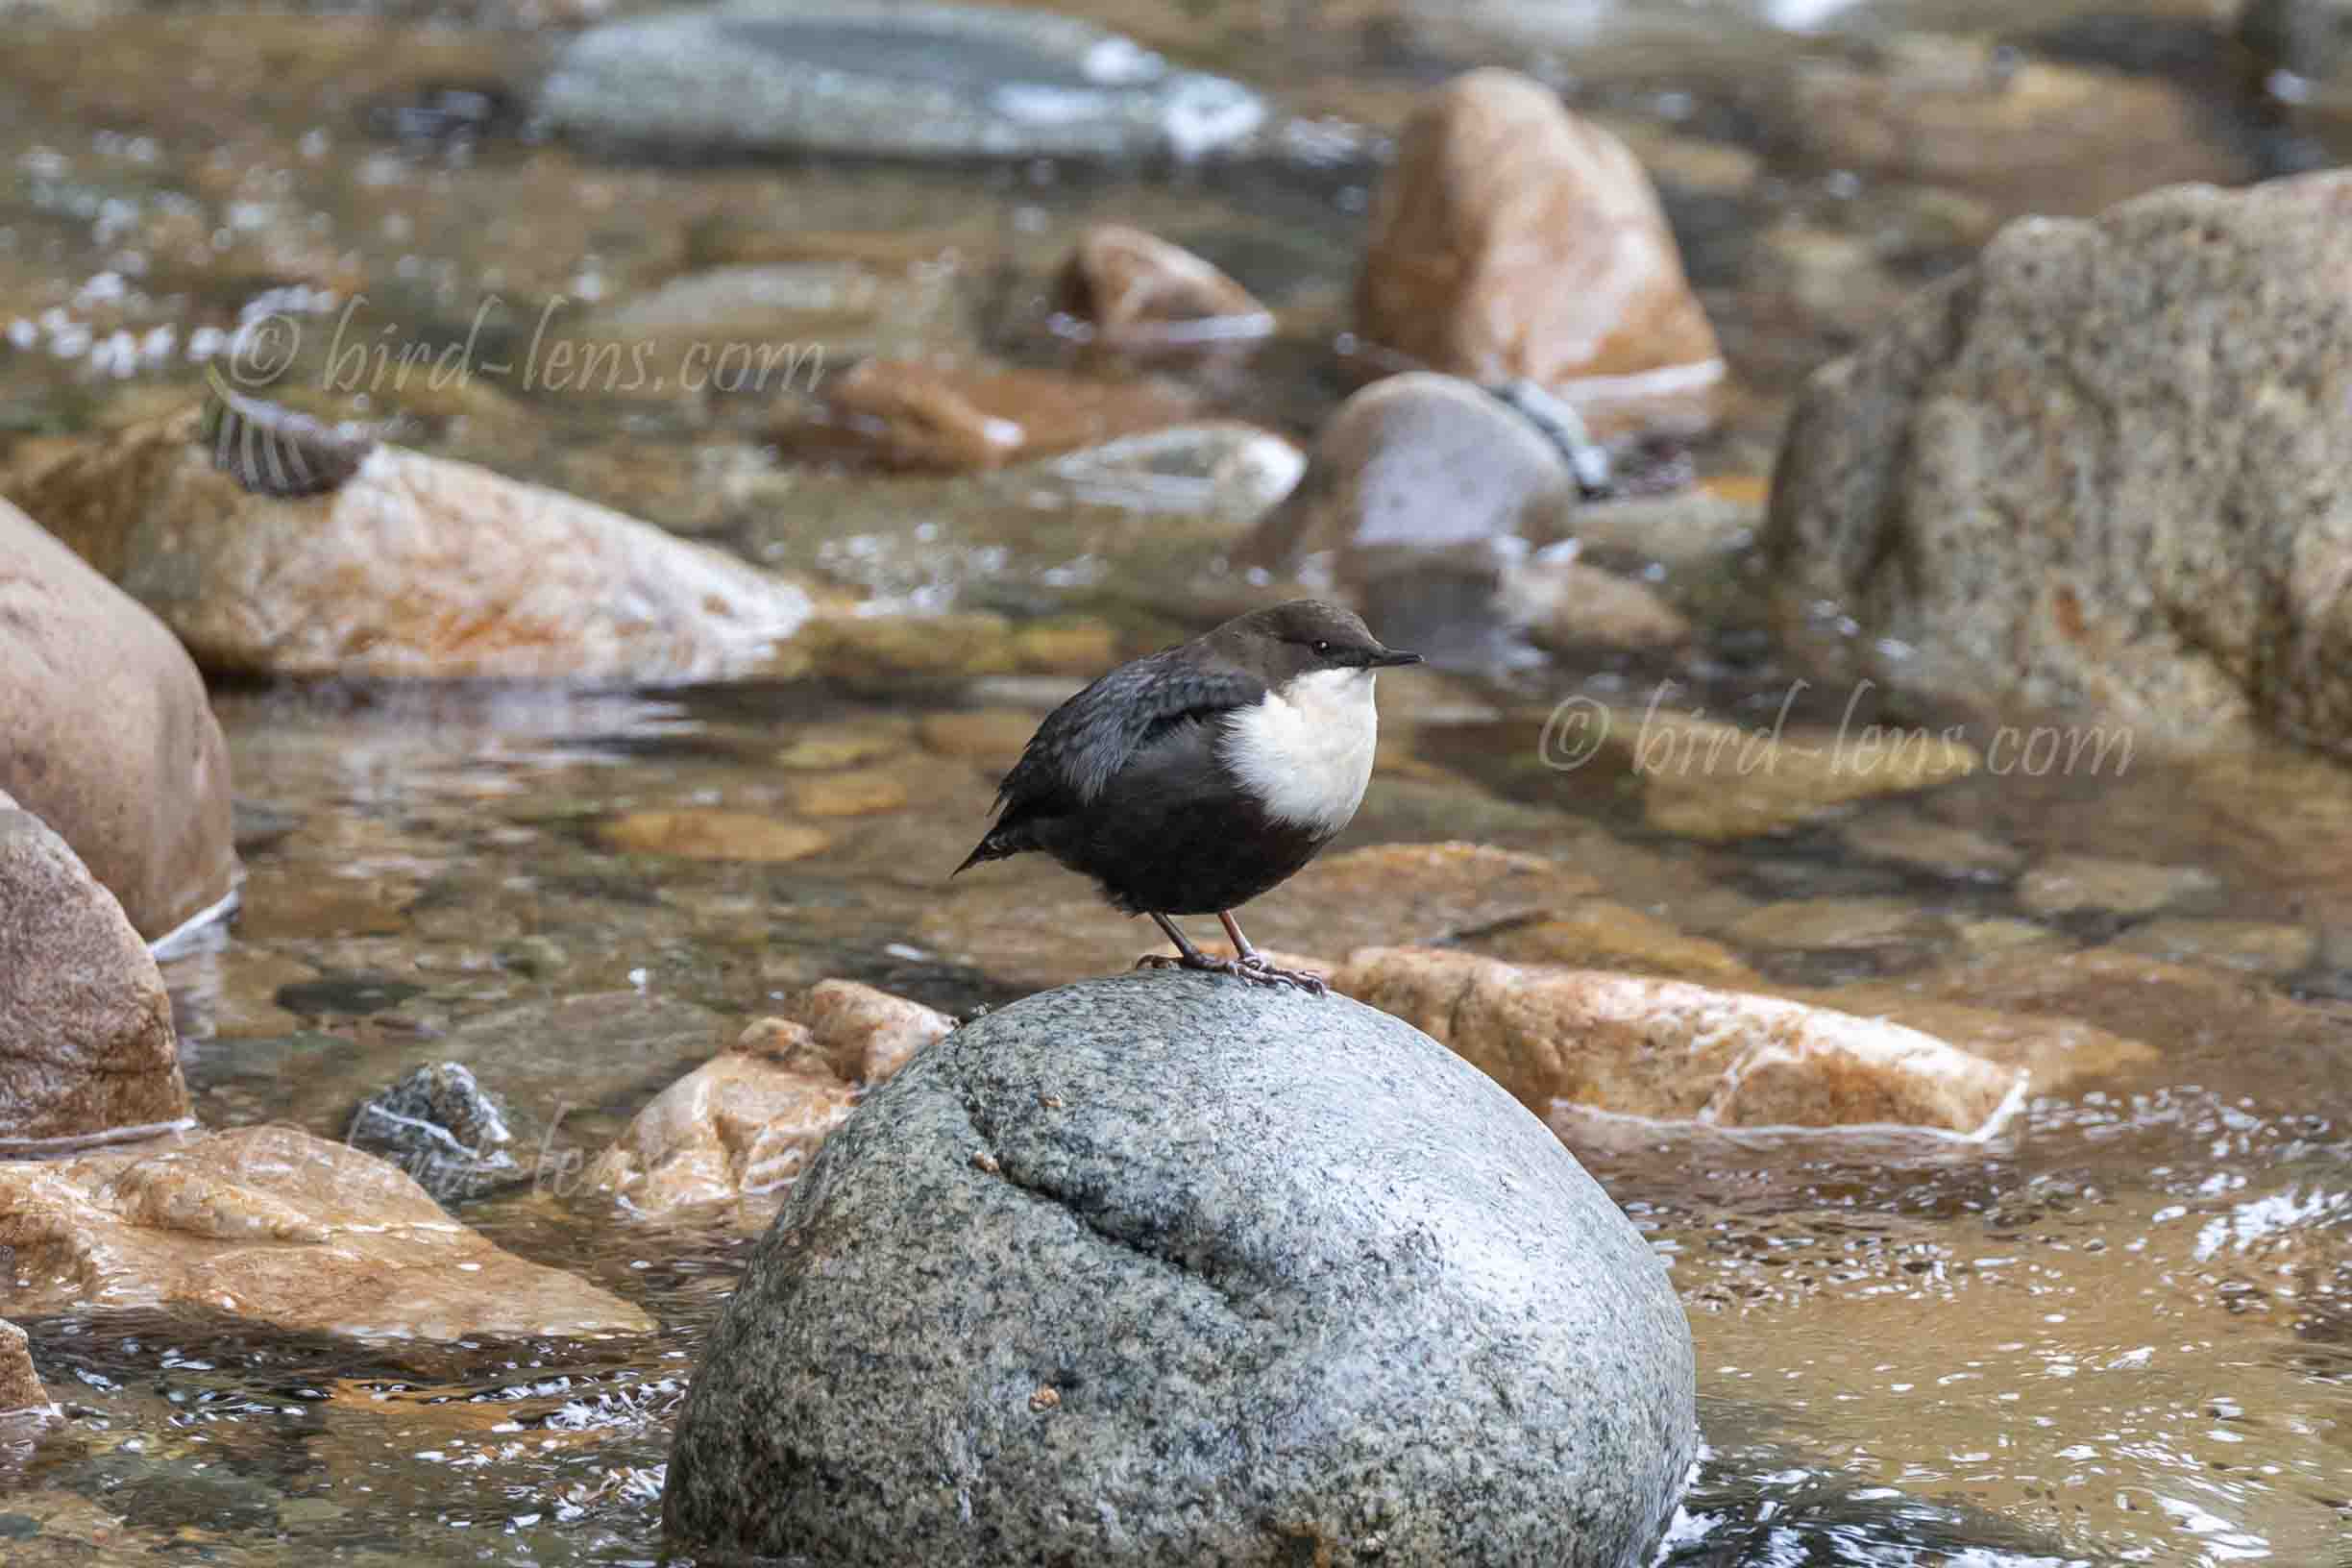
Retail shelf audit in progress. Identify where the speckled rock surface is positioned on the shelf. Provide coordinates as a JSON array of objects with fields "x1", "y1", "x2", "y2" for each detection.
[
  {"x1": 1765, "y1": 171, "x2": 2352, "y2": 751},
  {"x1": 662, "y1": 968, "x2": 1695, "y2": 1567},
  {"x1": 539, "y1": 0, "x2": 1266, "y2": 160}
]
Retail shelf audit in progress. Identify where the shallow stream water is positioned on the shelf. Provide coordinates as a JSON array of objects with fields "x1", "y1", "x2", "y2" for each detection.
[{"x1": 5, "y1": 0, "x2": 2352, "y2": 1562}]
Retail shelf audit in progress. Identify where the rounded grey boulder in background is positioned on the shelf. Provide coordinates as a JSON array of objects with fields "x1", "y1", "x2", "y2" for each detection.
[
  {"x1": 538, "y1": 0, "x2": 1267, "y2": 161},
  {"x1": 663, "y1": 968, "x2": 1697, "y2": 1567}
]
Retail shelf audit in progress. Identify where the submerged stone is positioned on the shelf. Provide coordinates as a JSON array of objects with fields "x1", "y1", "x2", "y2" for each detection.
[
  {"x1": 539, "y1": 0, "x2": 1266, "y2": 160},
  {"x1": 662, "y1": 969, "x2": 1695, "y2": 1565}
]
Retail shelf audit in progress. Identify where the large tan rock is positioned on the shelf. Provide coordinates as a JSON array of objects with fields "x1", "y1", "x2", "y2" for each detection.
[
  {"x1": 1335, "y1": 948, "x2": 2025, "y2": 1137},
  {"x1": 588, "y1": 983, "x2": 952, "y2": 1224},
  {"x1": 11, "y1": 413, "x2": 816, "y2": 681},
  {"x1": 1355, "y1": 69, "x2": 1722, "y2": 441},
  {"x1": 586, "y1": 1027, "x2": 858, "y2": 1227},
  {"x1": 1766, "y1": 171, "x2": 2352, "y2": 751},
  {"x1": 0, "y1": 795, "x2": 191, "y2": 1147},
  {"x1": 0, "y1": 1125, "x2": 652, "y2": 1341},
  {"x1": 0, "y1": 499, "x2": 236, "y2": 938}
]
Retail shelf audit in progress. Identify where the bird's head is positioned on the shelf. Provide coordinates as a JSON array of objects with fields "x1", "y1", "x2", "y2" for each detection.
[{"x1": 1214, "y1": 600, "x2": 1423, "y2": 693}]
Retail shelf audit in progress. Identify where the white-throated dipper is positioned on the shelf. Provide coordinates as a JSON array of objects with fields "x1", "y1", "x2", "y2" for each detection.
[{"x1": 953, "y1": 600, "x2": 1422, "y2": 994}]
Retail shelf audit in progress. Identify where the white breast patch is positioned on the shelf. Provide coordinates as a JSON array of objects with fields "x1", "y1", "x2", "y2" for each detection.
[{"x1": 1220, "y1": 666, "x2": 1380, "y2": 834}]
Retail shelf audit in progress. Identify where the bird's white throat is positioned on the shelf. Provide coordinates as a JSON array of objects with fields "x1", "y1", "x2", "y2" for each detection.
[{"x1": 1220, "y1": 665, "x2": 1379, "y2": 833}]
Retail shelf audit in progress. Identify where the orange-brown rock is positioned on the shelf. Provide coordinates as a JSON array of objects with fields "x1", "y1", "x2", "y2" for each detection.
[
  {"x1": 1052, "y1": 225, "x2": 1272, "y2": 349},
  {"x1": 0, "y1": 500, "x2": 237, "y2": 939},
  {"x1": 12, "y1": 413, "x2": 817, "y2": 681},
  {"x1": 588, "y1": 983, "x2": 950, "y2": 1223},
  {"x1": 773, "y1": 979, "x2": 954, "y2": 1084},
  {"x1": 599, "y1": 810, "x2": 831, "y2": 863},
  {"x1": 806, "y1": 358, "x2": 1201, "y2": 471},
  {"x1": 586, "y1": 1032, "x2": 857, "y2": 1227},
  {"x1": 0, "y1": 1125, "x2": 652, "y2": 1340},
  {"x1": 1355, "y1": 69, "x2": 1723, "y2": 440},
  {"x1": 0, "y1": 794, "x2": 191, "y2": 1147},
  {"x1": 1335, "y1": 948, "x2": 2024, "y2": 1136}
]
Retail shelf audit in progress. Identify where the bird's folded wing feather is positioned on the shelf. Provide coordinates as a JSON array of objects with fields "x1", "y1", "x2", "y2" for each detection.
[{"x1": 994, "y1": 651, "x2": 1265, "y2": 813}]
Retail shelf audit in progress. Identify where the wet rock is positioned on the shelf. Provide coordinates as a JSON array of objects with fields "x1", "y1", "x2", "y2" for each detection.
[
  {"x1": 1037, "y1": 422, "x2": 1303, "y2": 525},
  {"x1": 1337, "y1": 948, "x2": 2025, "y2": 1136},
  {"x1": 918, "y1": 706, "x2": 1046, "y2": 770},
  {"x1": 1239, "y1": 373, "x2": 1683, "y2": 660},
  {"x1": 577, "y1": 258, "x2": 969, "y2": 368},
  {"x1": 1355, "y1": 69, "x2": 1723, "y2": 442},
  {"x1": 0, "y1": 796, "x2": 191, "y2": 1148},
  {"x1": 1839, "y1": 811, "x2": 2023, "y2": 883},
  {"x1": 1240, "y1": 373, "x2": 1576, "y2": 575},
  {"x1": 345, "y1": 1063, "x2": 528, "y2": 1206},
  {"x1": 599, "y1": 810, "x2": 831, "y2": 864},
  {"x1": 14, "y1": 413, "x2": 816, "y2": 682},
  {"x1": 1787, "y1": 982, "x2": 2156, "y2": 1094},
  {"x1": 586, "y1": 984, "x2": 948, "y2": 1224},
  {"x1": 797, "y1": 357, "x2": 1200, "y2": 472},
  {"x1": 0, "y1": 1125, "x2": 652, "y2": 1341},
  {"x1": 1507, "y1": 557, "x2": 1694, "y2": 653},
  {"x1": 1473, "y1": 900, "x2": 1760, "y2": 986},
  {"x1": 0, "y1": 500, "x2": 237, "y2": 940},
  {"x1": 1786, "y1": 37, "x2": 2250, "y2": 217},
  {"x1": 779, "y1": 766, "x2": 910, "y2": 818},
  {"x1": 0, "y1": 1320, "x2": 51, "y2": 1422},
  {"x1": 1597, "y1": 706, "x2": 1979, "y2": 842},
  {"x1": 774, "y1": 978, "x2": 954, "y2": 1084},
  {"x1": 662, "y1": 969, "x2": 1695, "y2": 1566},
  {"x1": 586, "y1": 1022, "x2": 856, "y2": 1226},
  {"x1": 2108, "y1": 918, "x2": 2318, "y2": 976},
  {"x1": 539, "y1": 0, "x2": 1266, "y2": 160},
  {"x1": 1765, "y1": 171, "x2": 2352, "y2": 751},
  {"x1": 773, "y1": 722, "x2": 911, "y2": 772},
  {"x1": 1051, "y1": 224, "x2": 1271, "y2": 350},
  {"x1": 2019, "y1": 854, "x2": 2219, "y2": 919},
  {"x1": 1722, "y1": 896, "x2": 1948, "y2": 955}
]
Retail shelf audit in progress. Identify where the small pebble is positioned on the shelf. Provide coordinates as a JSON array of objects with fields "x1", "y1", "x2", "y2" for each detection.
[
  {"x1": 971, "y1": 1151, "x2": 1000, "y2": 1175},
  {"x1": 1029, "y1": 1385, "x2": 1060, "y2": 1412}
]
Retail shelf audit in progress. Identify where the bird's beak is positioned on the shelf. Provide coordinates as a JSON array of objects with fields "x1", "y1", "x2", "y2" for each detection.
[{"x1": 1371, "y1": 648, "x2": 1424, "y2": 669}]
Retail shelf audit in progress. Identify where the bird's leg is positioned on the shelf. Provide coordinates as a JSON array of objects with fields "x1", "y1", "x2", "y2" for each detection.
[
  {"x1": 1137, "y1": 913, "x2": 1238, "y2": 976},
  {"x1": 1136, "y1": 913, "x2": 1328, "y2": 995},
  {"x1": 1216, "y1": 911, "x2": 1328, "y2": 997}
]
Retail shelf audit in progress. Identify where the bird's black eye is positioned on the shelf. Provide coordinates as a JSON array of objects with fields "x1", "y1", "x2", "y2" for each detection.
[{"x1": 1311, "y1": 640, "x2": 1332, "y2": 657}]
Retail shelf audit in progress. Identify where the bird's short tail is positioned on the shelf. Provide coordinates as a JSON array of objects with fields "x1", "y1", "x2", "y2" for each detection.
[{"x1": 952, "y1": 824, "x2": 1029, "y2": 877}]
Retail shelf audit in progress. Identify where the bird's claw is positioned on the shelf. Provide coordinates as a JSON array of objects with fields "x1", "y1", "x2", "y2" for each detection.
[{"x1": 1135, "y1": 951, "x2": 1327, "y2": 996}]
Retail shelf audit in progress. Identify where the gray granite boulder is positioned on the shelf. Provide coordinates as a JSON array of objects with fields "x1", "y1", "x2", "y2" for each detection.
[
  {"x1": 1765, "y1": 171, "x2": 2352, "y2": 751},
  {"x1": 539, "y1": 0, "x2": 1265, "y2": 160},
  {"x1": 663, "y1": 968, "x2": 1696, "y2": 1567}
]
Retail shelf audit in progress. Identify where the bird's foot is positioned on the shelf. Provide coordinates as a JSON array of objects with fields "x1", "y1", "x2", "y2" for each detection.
[
  {"x1": 1134, "y1": 950, "x2": 1326, "y2": 995},
  {"x1": 1235, "y1": 953, "x2": 1329, "y2": 996}
]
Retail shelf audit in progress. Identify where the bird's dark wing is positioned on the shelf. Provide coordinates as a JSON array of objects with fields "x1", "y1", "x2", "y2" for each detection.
[{"x1": 992, "y1": 649, "x2": 1265, "y2": 819}]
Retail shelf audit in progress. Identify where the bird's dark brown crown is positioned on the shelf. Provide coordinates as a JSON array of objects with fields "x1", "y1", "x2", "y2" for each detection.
[{"x1": 1199, "y1": 600, "x2": 1420, "y2": 686}]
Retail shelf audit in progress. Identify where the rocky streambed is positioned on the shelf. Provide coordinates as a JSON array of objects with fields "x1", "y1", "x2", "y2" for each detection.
[{"x1": 6, "y1": 0, "x2": 2352, "y2": 1562}]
